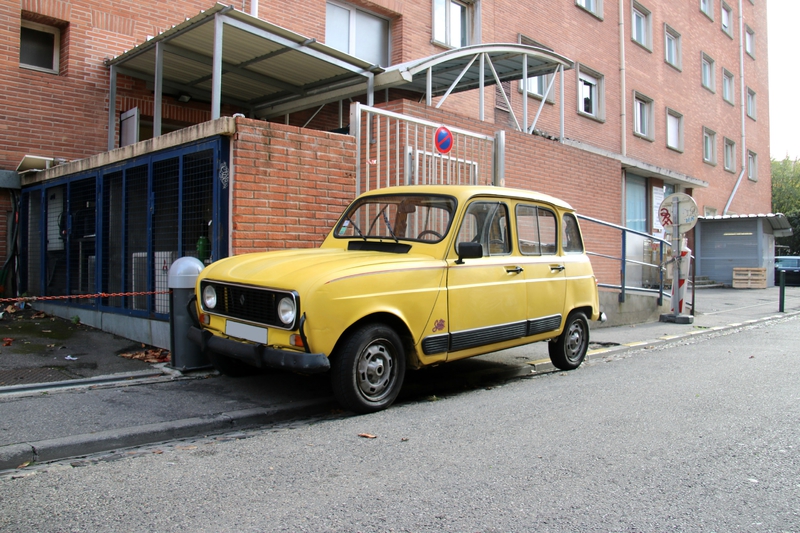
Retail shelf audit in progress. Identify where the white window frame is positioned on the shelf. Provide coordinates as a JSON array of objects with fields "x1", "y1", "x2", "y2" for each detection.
[
  {"x1": 633, "y1": 91, "x2": 654, "y2": 141},
  {"x1": 518, "y1": 35, "x2": 554, "y2": 103},
  {"x1": 700, "y1": 0, "x2": 714, "y2": 20},
  {"x1": 20, "y1": 20, "x2": 60, "y2": 74},
  {"x1": 325, "y1": 0, "x2": 392, "y2": 67},
  {"x1": 666, "y1": 108, "x2": 683, "y2": 152},
  {"x1": 746, "y1": 87, "x2": 757, "y2": 119},
  {"x1": 433, "y1": 0, "x2": 475, "y2": 49},
  {"x1": 745, "y1": 25, "x2": 755, "y2": 57},
  {"x1": 577, "y1": 64, "x2": 605, "y2": 121},
  {"x1": 631, "y1": 2, "x2": 652, "y2": 50},
  {"x1": 703, "y1": 127, "x2": 717, "y2": 165},
  {"x1": 721, "y1": 2, "x2": 733, "y2": 37},
  {"x1": 722, "y1": 68, "x2": 735, "y2": 104},
  {"x1": 723, "y1": 137, "x2": 736, "y2": 172},
  {"x1": 701, "y1": 53, "x2": 715, "y2": 92},
  {"x1": 664, "y1": 24, "x2": 681, "y2": 70},
  {"x1": 576, "y1": 0, "x2": 604, "y2": 19},
  {"x1": 747, "y1": 150, "x2": 758, "y2": 181}
]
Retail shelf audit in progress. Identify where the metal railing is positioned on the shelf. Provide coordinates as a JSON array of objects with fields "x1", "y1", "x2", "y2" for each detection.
[{"x1": 577, "y1": 214, "x2": 676, "y2": 305}]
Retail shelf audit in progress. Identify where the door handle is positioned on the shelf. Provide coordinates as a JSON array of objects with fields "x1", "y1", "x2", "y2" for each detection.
[
  {"x1": 550, "y1": 264, "x2": 565, "y2": 272},
  {"x1": 505, "y1": 266, "x2": 524, "y2": 274}
]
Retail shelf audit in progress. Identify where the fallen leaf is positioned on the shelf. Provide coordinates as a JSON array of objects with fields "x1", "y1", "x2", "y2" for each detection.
[
  {"x1": 17, "y1": 461, "x2": 31, "y2": 468},
  {"x1": 175, "y1": 445, "x2": 197, "y2": 450},
  {"x1": 32, "y1": 311, "x2": 48, "y2": 319},
  {"x1": 5, "y1": 305, "x2": 16, "y2": 314},
  {"x1": 358, "y1": 433, "x2": 377, "y2": 439},
  {"x1": 118, "y1": 348, "x2": 171, "y2": 363},
  {"x1": 3, "y1": 338, "x2": 12, "y2": 346}
]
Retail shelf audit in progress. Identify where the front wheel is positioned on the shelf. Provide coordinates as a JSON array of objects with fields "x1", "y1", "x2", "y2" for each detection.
[
  {"x1": 548, "y1": 312, "x2": 589, "y2": 370},
  {"x1": 330, "y1": 323, "x2": 406, "y2": 414}
]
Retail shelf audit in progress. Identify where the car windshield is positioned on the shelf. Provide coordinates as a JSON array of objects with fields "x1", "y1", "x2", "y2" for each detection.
[{"x1": 334, "y1": 194, "x2": 456, "y2": 243}]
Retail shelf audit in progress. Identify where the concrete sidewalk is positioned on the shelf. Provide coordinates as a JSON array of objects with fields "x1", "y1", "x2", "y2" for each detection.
[{"x1": 1, "y1": 286, "x2": 799, "y2": 473}]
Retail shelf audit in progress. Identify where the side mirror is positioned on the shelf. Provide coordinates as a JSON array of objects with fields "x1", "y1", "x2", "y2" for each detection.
[{"x1": 455, "y1": 242, "x2": 483, "y2": 264}]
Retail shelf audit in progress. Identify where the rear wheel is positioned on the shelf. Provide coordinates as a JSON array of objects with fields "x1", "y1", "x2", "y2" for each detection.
[
  {"x1": 548, "y1": 312, "x2": 589, "y2": 370},
  {"x1": 330, "y1": 323, "x2": 406, "y2": 414}
]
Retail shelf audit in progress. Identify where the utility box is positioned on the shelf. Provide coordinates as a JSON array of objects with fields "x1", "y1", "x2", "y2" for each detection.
[{"x1": 168, "y1": 257, "x2": 210, "y2": 371}]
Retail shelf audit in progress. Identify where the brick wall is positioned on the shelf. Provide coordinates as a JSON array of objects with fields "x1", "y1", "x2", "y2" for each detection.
[{"x1": 230, "y1": 118, "x2": 357, "y2": 254}]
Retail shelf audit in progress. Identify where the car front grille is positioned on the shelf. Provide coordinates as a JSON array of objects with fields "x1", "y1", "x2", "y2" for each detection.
[{"x1": 201, "y1": 281, "x2": 297, "y2": 330}]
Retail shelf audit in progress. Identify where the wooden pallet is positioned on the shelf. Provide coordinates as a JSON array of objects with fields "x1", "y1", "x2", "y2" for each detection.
[{"x1": 732, "y1": 267, "x2": 767, "y2": 289}]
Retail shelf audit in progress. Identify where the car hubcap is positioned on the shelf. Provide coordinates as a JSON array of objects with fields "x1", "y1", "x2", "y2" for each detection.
[
  {"x1": 566, "y1": 321, "x2": 586, "y2": 361},
  {"x1": 356, "y1": 340, "x2": 395, "y2": 402}
]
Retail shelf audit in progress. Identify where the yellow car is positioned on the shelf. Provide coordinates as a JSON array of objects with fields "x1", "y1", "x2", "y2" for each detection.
[{"x1": 189, "y1": 185, "x2": 605, "y2": 413}]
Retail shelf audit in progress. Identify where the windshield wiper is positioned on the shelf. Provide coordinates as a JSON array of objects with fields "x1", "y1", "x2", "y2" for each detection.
[
  {"x1": 347, "y1": 216, "x2": 367, "y2": 240},
  {"x1": 382, "y1": 210, "x2": 399, "y2": 243}
]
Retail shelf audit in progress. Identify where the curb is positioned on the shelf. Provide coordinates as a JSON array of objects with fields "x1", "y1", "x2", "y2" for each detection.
[{"x1": 0, "y1": 397, "x2": 335, "y2": 472}]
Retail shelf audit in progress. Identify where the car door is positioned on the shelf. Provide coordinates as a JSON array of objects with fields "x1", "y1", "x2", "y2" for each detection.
[
  {"x1": 515, "y1": 203, "x2": 567, "y2": 337},
  {"x1": 446, "y1": 200, "x2": 528, "y2": 358}
]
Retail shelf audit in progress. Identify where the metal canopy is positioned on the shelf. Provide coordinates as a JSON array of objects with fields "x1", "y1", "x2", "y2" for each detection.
[
  {"x1": 105, "y1": 3, "x2": 379, "y2": 148},
  {"x1": 701, "y1": 213, "x2": 793, "y2": 238}
]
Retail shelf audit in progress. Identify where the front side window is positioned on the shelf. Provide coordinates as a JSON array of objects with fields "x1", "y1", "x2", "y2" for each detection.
[
  {"x1": 632, "y1": 3, "x2": 651, "y2": 49},
  {"x1": 665, "y1": 25, "x2": 681, "y2": 69},
  {"x1": 724, "y1": 138, "x2": 736, "y2": 171},
  {"x1": 666, "y1": 109, "x2": 683, "y2": 151},
  {"x1": 20, "y1": 20, "x2": 60, "y2": 74},
  {"x1": 326, "y1": 1, "x2": 390, "y2": 67},
  {"x1": 703, "y1": 127, "x2": 716, "y2": 164},
  {"x1": 747, "y1": 87, "x2": 757, "y2": 119},
  {"x1": 335, "y1": 194, "x2": 456, "y2": 242},
  {"x1": 722, "y1": 69, "x2": 734, "y2": 103},
  {"x1": 701, "y1": 53, "x2": 715, "y2": 91},
  {"x1": 457, "y1": 202, "x2": 510, "y2": 256},
  {"x1": 433, "y1": 0, "x2": 473, "y2": 48},
  {"x1": 516, "y1": 205, "x2": 557, "y2": 256}
]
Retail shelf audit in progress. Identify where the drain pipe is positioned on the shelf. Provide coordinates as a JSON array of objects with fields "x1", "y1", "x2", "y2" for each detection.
[
  {"x1": 724, "y1": 0, "x2": 747, "y2": 214},
  {"x1": 250, "y1": 0, "x2": 258, "y2": 17},
  {"x1": 619, "y1": 0, "x2": 627, "y2": 157}
]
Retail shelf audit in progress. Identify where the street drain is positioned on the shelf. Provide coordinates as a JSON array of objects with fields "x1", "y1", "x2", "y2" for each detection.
[{"x1": 0, "y1": 367, "x2": 73, "y2": 386}]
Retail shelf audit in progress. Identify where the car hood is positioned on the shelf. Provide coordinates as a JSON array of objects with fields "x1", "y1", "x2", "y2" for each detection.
[{"x1": 200, "y1": 247, "x2": 441, "y2": 292}]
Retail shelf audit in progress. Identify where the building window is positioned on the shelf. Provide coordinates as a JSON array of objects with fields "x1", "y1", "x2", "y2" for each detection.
[
  {"x1": 666, "y1": 108, "x2": 683, "y2": 152},
  {"x1": 747, "y1": 150, "x2": 757, "y2": 181},
  {"x1": 723, "y1": 138, "x2": 736, "y2": 171},
  {"x1": 722, "y1": 68, "x2": 734, "y2": 104},
  {"x1": 20, "y1": 20, "x2": 60, "y2": 74},
  {"x1": 576, "y1": 0, "x2": 603, "y2": 19},
  {"x1": 326, "y1": 1, "x2": 390, "y2": 67},
  {"x1": 433, "y1": 0, "x2": 475, "y2": 48},
  {"x1": 703, "y1": 127, "x2": 717, "y2": 165},
  {"x1": 701, "y1": 53, "x2": 715, "y2": 92},
  {"x1": 633, "y1": 92, "x2": 654, "y2": 140},
  {"x1": 700, "y1": 0, "x2": 713, "y2": 19},
  {"x1": 625, "y1": 174, "x2": 648, "y2": 232},
  {"x1": 721, "y1": 2, "x2": 733, "y2": 36},
  {"x1": 747, "y1": 87, "x2": 757, "y2": 119},
  {"x1": 664, "y1": 24, "x2": 681, "y2": 69},
  {"x1": 577, "y1": 64, "x2": 605, "y2": 120},
  {"x1": 632, "y1": 2, "x2": 652, "y2": 49},
  {"x1": 745, "y1": 26, "x2": 755, "y2": 57},
  {"x1": 519, "y1": 35, "x2": 554, "y2": 102}
]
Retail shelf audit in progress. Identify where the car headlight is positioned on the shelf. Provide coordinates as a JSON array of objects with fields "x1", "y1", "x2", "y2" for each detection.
[
  {"x1": 277, "y1": 296, "x2": 296, "y2": 326},
  {"x1": 202, "y1": 285, "x2": 217, "y2": 309}
]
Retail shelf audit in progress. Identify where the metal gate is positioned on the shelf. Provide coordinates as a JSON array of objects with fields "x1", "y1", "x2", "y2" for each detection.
[{"x1": 351, "y1": 103, "x2": 502, "y2": 194}]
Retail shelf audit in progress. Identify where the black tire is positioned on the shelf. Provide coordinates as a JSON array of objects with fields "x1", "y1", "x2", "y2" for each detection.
[
  {"x1": 548, "y1": 312, "x2": 590, "y2": 370},
  {"x1": 207, "y1": 351, "x2": 254, "y2": 377},
  {"x1": 330, "y1": 323, "x2": 406, "y2": 414}
]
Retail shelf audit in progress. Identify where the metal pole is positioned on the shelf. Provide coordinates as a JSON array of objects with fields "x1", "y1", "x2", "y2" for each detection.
[{"x1": 779, "y1": 270, "x2": 786, "y2": 313}]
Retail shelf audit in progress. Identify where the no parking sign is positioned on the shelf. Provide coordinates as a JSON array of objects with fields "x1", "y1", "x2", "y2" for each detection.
[{"x1": 434, "y1": 126, "x2": 453, "y2": 154}]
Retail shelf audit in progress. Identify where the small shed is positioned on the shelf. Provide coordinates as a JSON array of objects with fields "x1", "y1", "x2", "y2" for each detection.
[{"x1": 695, "y1": 214, "x2": 793, "y2": 287}]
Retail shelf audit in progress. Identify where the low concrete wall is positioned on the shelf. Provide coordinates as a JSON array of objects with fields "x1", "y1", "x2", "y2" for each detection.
[{"x1": 595, "y1": 289, "x2": 672, "y2": 328}]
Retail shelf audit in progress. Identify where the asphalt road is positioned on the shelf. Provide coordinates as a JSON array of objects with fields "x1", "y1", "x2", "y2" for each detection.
[{"x1": 1, "y1": 315, "x2": 797, "y2": 532}]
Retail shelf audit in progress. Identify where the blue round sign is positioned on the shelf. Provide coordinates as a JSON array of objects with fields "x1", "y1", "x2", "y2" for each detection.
[{"x1": 434, "y1": 126, "x2": 454, "y2": 154}]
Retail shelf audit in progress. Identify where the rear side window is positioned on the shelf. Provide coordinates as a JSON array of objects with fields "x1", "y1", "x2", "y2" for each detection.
[
  {"x1": 516, "y1": 204, "x2": 558, "y2": 255},
  {"x1": 562, "y1": 213, "x2": 584, "y2": 253}
]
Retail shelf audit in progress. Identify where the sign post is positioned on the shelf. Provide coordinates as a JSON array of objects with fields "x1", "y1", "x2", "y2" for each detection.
[{"x1": 658, "y1": 193, "x2": 698, "y2": 324}]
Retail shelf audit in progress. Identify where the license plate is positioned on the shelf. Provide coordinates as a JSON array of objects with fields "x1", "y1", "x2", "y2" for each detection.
[{"x1": 225, "y1": 321, "x2": 267, "y2": 344}]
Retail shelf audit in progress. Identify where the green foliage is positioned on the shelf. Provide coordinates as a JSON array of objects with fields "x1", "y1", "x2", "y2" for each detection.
[{"x1": 772, "y1": 157, "x2": 800, "y2": 255}]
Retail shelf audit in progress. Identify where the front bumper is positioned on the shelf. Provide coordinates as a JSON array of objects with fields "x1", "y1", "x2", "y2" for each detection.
[{"x1": 187, "y1": 326, "x2": 330, "y2": 374}]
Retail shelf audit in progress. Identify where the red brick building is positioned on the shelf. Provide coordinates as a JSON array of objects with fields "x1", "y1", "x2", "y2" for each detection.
[{"x1": 3, "y1": 0, "x2": 772, "y2": 343}]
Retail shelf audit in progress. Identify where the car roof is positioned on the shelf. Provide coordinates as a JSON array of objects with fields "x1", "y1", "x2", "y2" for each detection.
[{"x1": 357, "y1": 185, "x2": 574, "y2": 211}]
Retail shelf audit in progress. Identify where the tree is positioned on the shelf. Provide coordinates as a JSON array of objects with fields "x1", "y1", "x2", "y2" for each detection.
[{"x1": 772, "y1": 157, "x2": 800, "y2": 255}]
